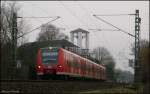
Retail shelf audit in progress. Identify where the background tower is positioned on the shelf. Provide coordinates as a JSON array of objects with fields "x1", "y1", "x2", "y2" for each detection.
[{"x1": 70, "y1": 28, "x2": 89, "y2": 55}]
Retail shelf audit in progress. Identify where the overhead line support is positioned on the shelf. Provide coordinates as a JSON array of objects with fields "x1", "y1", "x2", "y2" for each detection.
[
  {"x1": 134, "y1": 10, "x2": 141, "y2": 83},
  {"x1": 93, "y1": 10, "x2": 141, "y2": 83}
]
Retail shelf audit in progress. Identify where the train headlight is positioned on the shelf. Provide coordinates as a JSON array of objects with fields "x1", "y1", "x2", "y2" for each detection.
[
  {"x1": 49, "y1": 47, "x2": 52, "y2": 50},
  {"x1": 57, "y1": 65, "x2": 62, "y2": 68},
  {"x1": 38, "y1": 65, "x2": 41, "y2": 69}
]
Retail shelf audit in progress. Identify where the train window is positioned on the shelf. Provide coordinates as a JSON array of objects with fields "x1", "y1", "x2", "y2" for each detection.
[
  {"x1": 70, "y1": 61, "x2": 73, "y2": 67},
  {"x1": 64, "y1": 52, "x2": 66, "y2": 61},
  {"x1": 66, "y1": 60, "x2": 69, "y2": 66},
  {"x1": 89, "y1": 62, "x2": 92, "y2": 71},
  {"x1": 81, "y1": 60, "x2": 85, "y2": 71},
  {"x1": 74, "y1": 57, "x2": 79, "y2": 68},
  {"x1": 84, "y1": 61, "x2": 86, "y2": 71},
  {"x1": 72, "y1": 57, "x2": 75, "y2": 68},
  {"x1": 90, "y1": 64, "x2": 92, "y2": 71},
  {"x1": 87, "y1": 64, "x2": 90, "y2": 71},
  {"x1": 70, "y1": 56, "x2": 74, "y2": 68},
  {"x1": 81, "y1": 62, "x2": 83, "y2": 70},
  {"x1": 87, "y1": 63, "x2": 90, "y2": 71},
  {"x1": 66, "y1": 54, "x2": 71, "y2": 67},
  {"x1": 77, "y1": 59, "x2": 80, "y2": 68},
  {"x1": 86, "y1": 62, "x2": 88, "y2": 71},
  {"x1": 65, "y1": 52, "x2": 69, "y2": 65},
  {"x1": 42, "y1": 49, "x2": 58, "y2": 64}
]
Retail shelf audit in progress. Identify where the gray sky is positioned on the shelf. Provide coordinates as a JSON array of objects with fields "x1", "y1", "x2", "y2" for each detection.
[{"x1": 16, "y1": 1, "x2": 149, "y2": 72}]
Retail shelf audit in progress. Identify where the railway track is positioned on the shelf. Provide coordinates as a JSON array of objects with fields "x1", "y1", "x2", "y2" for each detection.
[
  {"x1": 1, "y1": 79, "x2": 130, "y2": 85},
  {"x1": 1, "y1": 79, "x2": 131, "y2": 94}
]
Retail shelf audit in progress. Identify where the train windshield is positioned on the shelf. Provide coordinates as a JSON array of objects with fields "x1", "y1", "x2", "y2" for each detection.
[{"x1": 41, "y1": 48, "x2": 58, "y2": 64}]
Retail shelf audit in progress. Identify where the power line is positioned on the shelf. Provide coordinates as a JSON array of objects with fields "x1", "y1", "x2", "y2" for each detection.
[
  {"x1": 75, "y1": 2, "x2": 117, "y2": 51},
  {"x1": 75, "y1": 1, "x2": 98, "y2": 29},
  {"x1": 18, "y1": 16, "x2": 59, "y2": 18},
  {"x1": 91, "y1": 13, "x2": 134, "y2": 52},
  {"x1": 31, "y1": 3, "x2": 50, "y2": 16},
  {"x1": 75, "y1": 2, "x2": 119, "y2": 33},
  {"x1": 75, "y1": 1, "x2": 134, "y2": 37},
  {"x1": 92, "y1": 13, "x2": 134, "y2": 59},
  {"x1": 93, "y1": 15, "x2": 135, "y2": 37},
  {"x1": 74, "y1": 1, "x2": 114, "y2": 51},
  {"x1": 22, "y1": 3, "x2": 53, "y2": 24},
  {"x1": 31, "y1": 3, "x2": 69, "y2": 30},
  {"x1": 17, "y1": 16, "x2": 59, "y2": 38},
  {"x1": 32, "y1": 4, "x2": 67, "y2": 30},
  {"x1": 17, "y1": 3, "x2": 61, "y2": 39},
  {"x1": 73, "y1": 1, "x2": 133, "y2": 63},
  {"x1": 17, "y1": 5, "x2": 59, "y2": 38},
  {"x1": 89, "y1": 29, "x2": 120, "y2": 31},
  {"x1": 75, "y1": 1, "x2": 113, "y2": 51},
  {"x1": 17, "y1": 16, "x2": 60, "y2": 39},
  {"x1": 28, "y1": 3, "x2": 59, "y2": 26},
  {"x1": 94, "y1": 14, "x2": 136, "y2": 16},
  {"x1": 58, "y1": 1, "x2": 90, "y2": 29}
]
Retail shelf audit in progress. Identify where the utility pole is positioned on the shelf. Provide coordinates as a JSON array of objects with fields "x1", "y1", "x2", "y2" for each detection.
[
  {"x1": 12, "y1": 12, "x2": 18, "y2": 79},
  {"x1": 92, "y1": 10, "x2": 141, "y2": 83},
  {"x1": 134, "y1": 10, "x2": 141, "y2": 83}
]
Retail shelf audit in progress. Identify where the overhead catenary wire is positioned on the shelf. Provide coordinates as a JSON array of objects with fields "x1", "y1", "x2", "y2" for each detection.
[
  {"x1": 31, "y1": 3, "x2": 50, "y2": 16},
  {"x1": 96, "y1": 14, "x2": 135, "y2": 56},
  {"x1": 74, "y1": 1, "x2": 111, "y2": 52},
  {"x1": 93, "y1": 14, "x2": 134, "y2": 64},
  {"x1": 21, "y1": 3, "x2": 55, "y2": 24},
  {"x1": 17, "y1": 16, "x2": 60, "y2": 39},
  {"x1": 75, "y1": 1, "x2": 99, "y2": 29},
  {"x1": 58, "y1": 1, "x2": 134, "y2": 69},
  {"x1": 94, "y1": 14, "x2": 136, "y2": 16},
  {"x1": 93, "y1": 15, "x2": 134, "y2": 59},
  {"x1": 75, "y1": 1, "x2": 121, "y2": 32},
  {"x1": 74, "y1": 1, "x2": 133, "y2": 51},
  {"x1": 58, "y1": 1, "x2": 90, "y2": 29},
  {"x1": 31, "y1": 1, "x2": 78, "y2": 30},
  {"x1": 75, "y1": 2, "x2": 132, "y2": 63},
  {"x1": 89, "y1": 29, "x2": 120, "y2": 31},
  {"x1": 75, "y1": 2, "x2": 116, "y2": 58},
  {"x1": 30, "y1": 3, "x2": 68, "y2": 30},
  {"x1": 17, "y1": 16, "x2": 59, "y2": 18},
  {"x1": 17, "y1": 3, "x2": 61, "y2": 39},
  {"x1": 74, "y1": 1, "x2": 106, "y2": 48},
  {"x1": 93, "y1": 15, "x2": 135, "y2": 37}
]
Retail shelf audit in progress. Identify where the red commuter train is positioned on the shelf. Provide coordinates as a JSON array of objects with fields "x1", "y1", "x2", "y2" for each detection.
[{"x1": 36, "y1": 47, "x2": 106, "y2": 80}]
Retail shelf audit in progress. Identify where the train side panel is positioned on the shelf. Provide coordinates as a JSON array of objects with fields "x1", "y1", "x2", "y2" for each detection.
[{"x1": 60, "y1": 48, "x2": 105, "y2": 80}]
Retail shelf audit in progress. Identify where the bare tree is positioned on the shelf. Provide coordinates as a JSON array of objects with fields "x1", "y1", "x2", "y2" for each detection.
[
  {"x1": 92, "y1": 47, "x2": 116, "y2": 81},
  {"x1": 1, "y1": 1, "x2": 29, "y2": 79},
  {"x1": 37, "y1": 24, "x2": 68, "y2": 41},
  {"x1": 92, "y1": 47, "x2": 114, "y2": 64},
  {"x1": 17, "y1": 18, "x2": 29, "y2": 46},
  {"x1": 130, "y1": 39, "x2": 149, "y2": 83},
  {"x1": 114, "y1": 69, "x2": 134, "y2": 83},
  {"x1": 1, "y1": 1, "x2": 29, "y2": 46}
]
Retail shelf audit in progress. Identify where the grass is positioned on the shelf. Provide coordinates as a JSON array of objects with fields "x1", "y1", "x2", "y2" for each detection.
[{"x1": 78, "y1": 85, "x2": 143, "y2": 94}]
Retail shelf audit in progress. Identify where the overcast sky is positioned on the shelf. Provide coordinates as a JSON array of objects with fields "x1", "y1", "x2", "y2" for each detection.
[{"x1": 15, "y1": 1, "x2": 149, "y2": 72}]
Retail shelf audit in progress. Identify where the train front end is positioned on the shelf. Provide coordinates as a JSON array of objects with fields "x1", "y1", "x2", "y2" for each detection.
[{"x1": 36, "y1": 47, "x2": 62, "y2": 77}]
